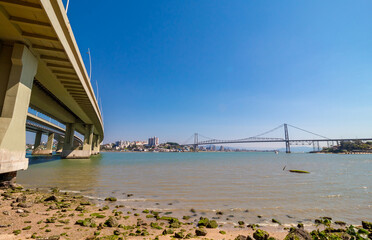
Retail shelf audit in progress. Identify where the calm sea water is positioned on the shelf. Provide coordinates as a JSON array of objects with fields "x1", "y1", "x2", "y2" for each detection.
[{"x1": 18, "y1": 152, "x2": 371, "y2": 226}]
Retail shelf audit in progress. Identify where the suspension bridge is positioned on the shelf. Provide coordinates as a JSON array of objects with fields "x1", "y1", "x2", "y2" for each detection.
[{"x1": 184, "y1": 124, "x2": 372, "y2": 153}]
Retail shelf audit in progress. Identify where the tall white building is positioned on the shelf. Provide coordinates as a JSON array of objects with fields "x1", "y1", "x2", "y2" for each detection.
[
  {"x1": 115, "y1": 140, "x2": 130, "y2": 149},
  {"x1": 148, "y1": 136, "x2": 159, "y2": 147}
]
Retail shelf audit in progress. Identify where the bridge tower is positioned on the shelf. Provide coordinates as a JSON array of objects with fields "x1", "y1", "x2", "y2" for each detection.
[
  {"x1": 284, "y1": 124, "x2": 291, "y2": 153},
  {"x1": 193, "y1": 133, "x2": 198, "y2": 152}
]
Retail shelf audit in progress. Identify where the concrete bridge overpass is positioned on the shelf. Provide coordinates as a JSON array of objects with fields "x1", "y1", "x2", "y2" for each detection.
[
  {"x1": 0, "y1": 0, "x2": 104, "y2": 185},
  {"x1": 26, "y1": 112, "x2": 86, "y2": 155}
]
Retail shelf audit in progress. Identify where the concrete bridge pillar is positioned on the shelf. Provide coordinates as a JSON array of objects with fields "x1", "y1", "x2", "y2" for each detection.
[
  {"x1": 61, "y1": 123, "x2": 91, "y2": 159},
  {"x1": 56, "y1": 135, "x2": 63, "y2": 153},
  {"x1": 46, "y1": 133, "x2": 54, "y2": 152},
  {"x1": 61, "y1": 123, "x2": 75, "y2": 158},
  {"x1": 83, "y1": 124, "x2": 94, "y2": 154},
  {"x1": 34, "y1": 131, "x2": 42, "y2": 150},
  {"x1": 63, "y1": 123, "x2": 75, "y2": 151},
  {"x1": 91, "y1": 135, "x2": 96, "y2": 153},
  {"x1": 0, "y1": 43, "x2": 38, "y2": 186},
  {"x1": 33, "y1": 132, "x2": 54, "y2": 155},
  {"x1": 92, "y1": 135, "x2": 101, "y2": 155}
]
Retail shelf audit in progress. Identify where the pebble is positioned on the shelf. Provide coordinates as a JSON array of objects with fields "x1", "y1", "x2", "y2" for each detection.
[
  {"x1": 2, "y1": 211, "x2": 9, "y2": 215},
  {"x1": 16, "y1": 209, "x2": 24, "y2": 213}
]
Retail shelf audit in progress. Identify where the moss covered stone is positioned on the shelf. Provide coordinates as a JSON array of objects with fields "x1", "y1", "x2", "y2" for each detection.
[
  {"x1": 253, "y1": 229, "x2": 269, "y2": 240},
  {"x1": 104, "y1": 216, "x2": 118, "y2": 227},
  {"x1": 75, "y1": 218, "x2": 96, "y2": 228},
  {"x1": 162, "y1": 229, "x2": 174, "y2": 235},
  {"x1": 207, "y1": 220, "x2": 218, "y2": 228},
  {"x1": 334, "y1": 221, "x2": 346, "y2": 226},
  {"x1": 99, "y1": 205, "x2": 109, "y2": 211},
  {"x1": 80, "y1": 201, "x2": 91, "y2": 205},
  {"x1": 169, "y1": 221, "x2": 181, "y2": 228},
  {"x1": 195, "y1": 228, "x2": 207, "y2": 236},
  {"x1": 44, "y1": 195, "x2": 58, "y2": 202},
  {"x1": 272, "y1": 218, "x2": 281, "y2": 225},
  {"x1": 150, "y1": 222, "x2": 163, "y2": 230},
  {"x1": 75, "y1": 206, "x2": 85, "y2": 211},
  {"x1": 174, "y1": 232, "x2": 184, "y2": 238},
  {"x1": 90, "y1": 213, "x2": 105, "y2": 218},
  {"x1": 285, "y1": 227, "x2": 312, "y2": 240},
  {"x1": 105, "y1": 197, "x2": 117, "y2": 202},
  {"x1": 197, "y1": 217, "x2": 209, "y2": 227},
  {"x1": 362, "y1": 221, "x2": 372, "y2": 231},
  {"x1": 45, "y1": 217, "x2": 56, "y2": 223}
]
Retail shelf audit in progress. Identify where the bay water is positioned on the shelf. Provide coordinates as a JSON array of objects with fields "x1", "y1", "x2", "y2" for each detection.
[{"x1": 18, "y1": 152, "x2": 371, "y2": 226}]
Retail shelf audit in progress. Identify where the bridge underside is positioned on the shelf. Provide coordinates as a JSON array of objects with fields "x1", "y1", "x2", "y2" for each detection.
[{"x1": 0, "y1": 0, "x2": 104, "y2": 186}]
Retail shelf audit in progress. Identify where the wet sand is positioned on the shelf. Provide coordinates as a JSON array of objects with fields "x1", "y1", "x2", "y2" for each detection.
[
  {"x1": 0, "y1": 186, "x2": 291, "y2": 239},
  {"x1": 1, "y1": 186, "x2": 369, "y2": 240}
]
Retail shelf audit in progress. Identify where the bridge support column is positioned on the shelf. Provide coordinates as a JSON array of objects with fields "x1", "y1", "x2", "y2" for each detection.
[
  {"x1": 284, "y1": 124, "x2": 291, "y2": 153},
  {"x1": 56, "y1": 136, "x2": 63, "y2": 153},
  {"x1": 33, "y1": 132, "x2": 54, "y2": 155},
  {"x1": 0, "y1": 43, "x2": 38, "y2": 187},
  {"x1": 91, "y1": 135, "x2": 96, "y2": 154},
  {"x1": 61, "y1": 123, "x2": 90, "y2": 159},
  {"x1": 193, "y1": 144, "x2": 198, "y2": 152},
  {"x1": 33, "y1": 131, "x2": 42, "y2": 150},
  {"x1": 83, "y1": 124, "x2": 93, "y2": 155},
  {"x1": 92, "y1": 135, "x2": 101, "y2": 155},
  {"x1": 193, "y1": 133, "x2": 198, "y2": 152}
]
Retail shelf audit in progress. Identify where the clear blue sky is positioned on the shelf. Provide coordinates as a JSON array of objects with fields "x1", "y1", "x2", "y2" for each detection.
[{"x1": 60, "y1": 0, "x2": 372, "y2": 144}]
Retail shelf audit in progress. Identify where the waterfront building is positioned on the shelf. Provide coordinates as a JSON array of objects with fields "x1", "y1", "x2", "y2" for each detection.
[
  {"x1": 148, "y1": 136, "x2": 159, "y2": 147},
  {"x1": 114, "y1": 140, "x2": 131, "y2": 149}
]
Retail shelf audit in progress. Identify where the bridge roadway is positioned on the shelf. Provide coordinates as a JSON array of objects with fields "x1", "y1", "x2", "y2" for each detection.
[
  {"x1": 0, "y1": 0, "x2": 104, "y2": 185},
  {"x1": 196, "y1": 138, "x2": 372, "y2": 145}
]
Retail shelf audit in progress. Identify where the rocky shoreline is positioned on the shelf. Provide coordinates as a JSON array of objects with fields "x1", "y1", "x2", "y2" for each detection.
[{"x1": 0, "y1": 186, "x2": 371, "y2": 240}]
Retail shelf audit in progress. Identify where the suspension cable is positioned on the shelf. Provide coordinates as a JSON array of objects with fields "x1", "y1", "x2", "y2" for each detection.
[
  {"x1": 197, "y1": 124, "x2": 285, "y2": 143},
  {"x1": 181, "y1": 134, "x2": 196, "y2": 145},
  {"x1": 287, "y1": 124, "x2": 330, "y2": 139},
  {"x1": 251, "y1": 124, "x2": 284, "y2": 138}
]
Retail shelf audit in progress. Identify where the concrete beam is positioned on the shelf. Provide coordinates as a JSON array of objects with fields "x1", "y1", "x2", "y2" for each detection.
[
  {"x1": 0, "y1": 0, "x2": 42, "y2": 11},
  {"x1": 30, "y1": 85, "x2": 76, "y2": 124},
  {"x1": 0, "y1": 43, "x2": 38, "y2": 179},
  {"x1": 9, "y1": 16, "x2": 51, "y2": 28}
]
